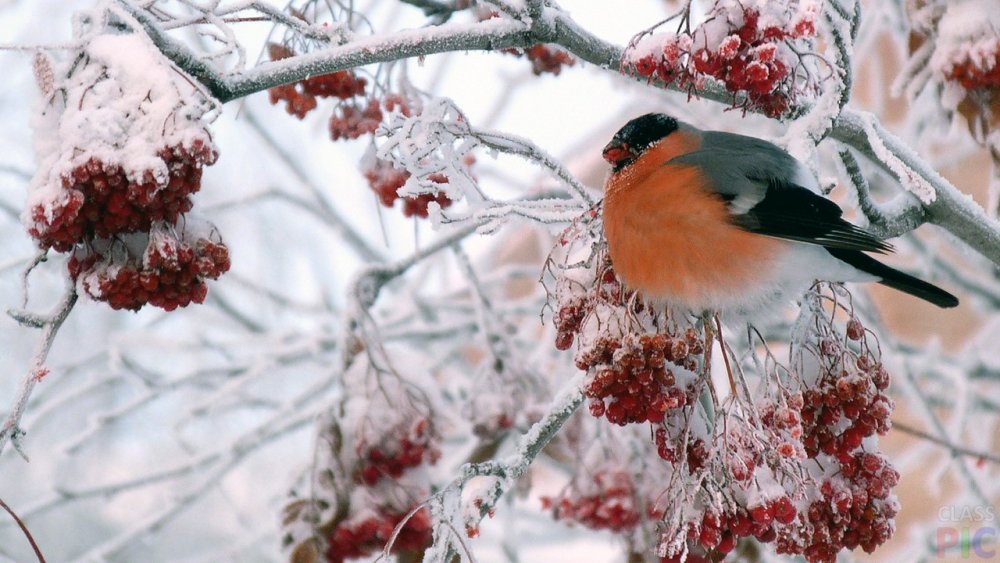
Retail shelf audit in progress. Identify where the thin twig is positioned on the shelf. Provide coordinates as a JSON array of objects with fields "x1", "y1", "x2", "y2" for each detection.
[
  {"x1": 893, "y1": 420, "x2": 1000, "y2": 465},
  {"x1": 0, "y1": 497, "x2": 46, "y2": 563}
]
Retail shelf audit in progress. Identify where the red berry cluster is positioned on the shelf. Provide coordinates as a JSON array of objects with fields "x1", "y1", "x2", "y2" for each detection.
[
  {"x1": 552, "y1": 268, "x2": 628, "y2": 351},
  {"x1": 541, "y1": 469, "x2": 642, "y2": 533},
  {"x1": 759, "y1": 393, "x2": 808, "y2": 463},
  {"x1": 266, "y1": 43, "x2": 368, "y2": 119},
  {"x1": 354, "y1": 418, "x2": 441, "y2": 486},
  {"x1": 628, "y1": 6, "x2": 820, "y2": 117},
  {"x1": 329, "y1": 98, "x2": 383, "y2": 141},
  {"x1": 776, "y1": 454, "x2": 899, "y2": 561},
  {"x1": 326, "y1": 506, "x2": 432, "y2": 563},
  {"x1": 69, "y1": 228, "x2": 230, "y2": 312},
  {"x1": 800, "y1": 334, "x2": 893, "y2": 461},
  {"x1": 362, "y1": 158, "x2": 455, "y2": 218},
  {"x1": 27, "y1": 141, "x2": 217, "y2": 252},
  {"x1": 581, "y1": 333, "x2": 697, "y2": 426},
  {"x1": 660, "y1": 496, "x2": 799, "y2": 562},
  {"x1": 553, "y1": 265, "x2": 704, "y2": 426},
  {"x1": 502, "y1": 44, "x2": 576, "y2": 76},
  {"x1": 654, "y1": 429, "x2": 710, "y2": 470},
  {"x1": 943, "y1": 42, "x2": 1000, "y2": 90},
  {"x1": 23, "y1": 37, "x2": 229, "y2": 313}
]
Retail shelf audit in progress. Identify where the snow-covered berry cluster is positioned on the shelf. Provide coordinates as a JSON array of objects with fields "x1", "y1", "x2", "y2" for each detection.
[
  {"x1": 68, "y1": 223, "x2": 230, "y2": 311},
  {"x1": 283, "y1": 359, "x2": 439, "y2": 562},
  {"x1": 355, "y1": 418, "x2": 442, "y2": 486},
  {"x1": 787, "y1": 453, "x2": 899, "y2": 560},
  {"x1": 625, "y1": 0, "x2": 822, "y2": 117},
  {"x1": 552, "y1": 259, "x2": 703, "y2": 427},
  {"x1": 473, "y1": 6, "x2": 576, "y2": 76},
  {"x1": 903, "y1": 0, "x2": 1000, "y2": 123},
  {"x1": 265, "y1": 39, "x2": 476, "y2": 220},
  {"x1": 362, "y1": 157, "x2": 460, "y2": 219},
  {"x1": 267, "y1": 41, "x2": 421, "y2": 144},
  {"x1": 800, "y1": 326, "x2": 894, "y2": 460},
  {"x1": 27, "y1": 145, "x2": 216, "y2": 252},
  {"x1": 329, "y1": 98, "x2": 384, "y2": 141},
  {"x1": 942, "y1": 41, "x2": 1000, "y2": 91},
  {"x1": 24, "y1": 34, "x2": 227, "y2": 312},
  {"x1": 325, "y1": 507, "x2": 432, "y2": 563}
]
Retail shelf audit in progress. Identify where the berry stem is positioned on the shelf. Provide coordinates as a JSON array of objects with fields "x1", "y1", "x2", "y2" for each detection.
[{"x1": 714, "y1": 314, "x2": 738, "y2": 397}]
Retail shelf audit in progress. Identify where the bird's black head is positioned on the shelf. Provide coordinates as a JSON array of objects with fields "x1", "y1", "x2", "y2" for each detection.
[{"x1": 602, "y1": 113, "x2": 679, "y2": 172}]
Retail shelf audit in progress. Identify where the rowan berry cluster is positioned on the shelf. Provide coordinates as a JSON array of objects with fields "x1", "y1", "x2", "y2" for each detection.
[
  {"x1": 283, "y1": 378, "x2": 439, "y2": 562},
  {"x1": 362, "y1": 158, "x2": 455, "y2": 218},
  {"x1": 942, "y1": 41, "x2": 1000, "y2": 90},
  {"x1": 476, "y1": 3, "x2": 576, "y2": 76},
  {"x1": 69, "y1": 227, "x2": 230, "y2": 312},
  {"x1": 800, "y1": 319, "x2": 893, "y2": 460},
  {"x1": 503, "y1": 44, "x2": 577, "y2": 76},
  {"x1": 354, "y1": 418, "x2": 441, "y2": 486},
  {"x1": 779, "y1": 454, "x2": 899, "y2": 560},
  {"x1": 28, "y1": 143, "x2": 217, "y2": 252},
  {"x1": 669, "y1": 496, "x2": 799, "y2": 560},
  {"x1": 329, "y1": 98, "x2": 384, "y2": 141},
  {"x1": 554, "y1": 264, "x2": 702, "y2": 427},
  {"x1": 326, "y1": 507, "x2": 432, "y2": 563},
  {"x1": 581, "y1": 332, "x2": 698, "y2": 426},
  {"x1": 24, "y1": 34, "x2": 228, "y2": 312},
  {"x1": 266, "y1": 42, "x2": 423, "y2": 146},
  {"x1": 541, "y1": 469, "x2": 643, "y2": 533},
  {"x1": 626, "y1": 2, "x2": 821, "y2": 117},
  {"x1": 759, "y1": 395, "x2": 808, "y2": 463},
  {"x1": 266, "y1": 43, "x2": 368, "y2": 119}
]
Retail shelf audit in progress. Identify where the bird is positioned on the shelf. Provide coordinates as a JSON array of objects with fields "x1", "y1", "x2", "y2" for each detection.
[{"x1": 600, "y1": 112, "x2": 958, "y2": 315}]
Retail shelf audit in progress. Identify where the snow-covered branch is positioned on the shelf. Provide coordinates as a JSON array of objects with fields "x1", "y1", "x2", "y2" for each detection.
[{"x1": 1, "y1": 286, "x2": 77, "y2": 459}]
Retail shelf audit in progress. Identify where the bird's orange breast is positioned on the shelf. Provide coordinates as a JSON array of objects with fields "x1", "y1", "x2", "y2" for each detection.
[{"x1": 603, "y1": 153, "x2": 785, "y2": 309}]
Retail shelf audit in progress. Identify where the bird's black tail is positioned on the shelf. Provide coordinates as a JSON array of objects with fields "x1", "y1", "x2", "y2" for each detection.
[{"x1": 826, "y1": 248, "x2": 959, "y2": 308}]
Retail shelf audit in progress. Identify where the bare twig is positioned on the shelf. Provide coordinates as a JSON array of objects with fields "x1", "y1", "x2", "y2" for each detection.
[
  {"x1": 0, "y1": 497, "x2": 46, "y2": 563},
  {"x1": 893, "y1": 420, "x2": 1000, "y2": 465}
]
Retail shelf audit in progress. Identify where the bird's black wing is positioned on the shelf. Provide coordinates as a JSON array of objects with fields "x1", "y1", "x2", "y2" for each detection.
[
  {"x1": 728, "y1": 179, "x2": 893, "y2": 254},
  {"x1": 665, "y1": 137, "x2": 891, "y2": 253}
]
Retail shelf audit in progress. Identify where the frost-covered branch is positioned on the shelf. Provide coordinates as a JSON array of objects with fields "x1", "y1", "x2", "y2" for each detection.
[
  {"x1": 838, "y1": 148, "x2": 927, "y2": 238},
  {"x1": 434, "y1": 373, "x2": 584, "y2": 533},
  {"x1": 1, "y1": 286, "x2": 77, "y2": 459},
  {"x1": 832, "y1": 111, "x2": 1000, "y2": 264}
]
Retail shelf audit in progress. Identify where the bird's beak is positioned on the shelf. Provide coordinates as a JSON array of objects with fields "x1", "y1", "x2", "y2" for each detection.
[{"x1": 602, "y1": 140, "x2": 632, "y2": 166}]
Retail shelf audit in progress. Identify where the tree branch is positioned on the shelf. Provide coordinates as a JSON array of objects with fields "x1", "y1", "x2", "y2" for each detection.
[
  {"x1": 0, "y1": 497, "x2": 46, "y2": 563},
  {"x1": 893, "y1": 420, "x2": 1000, "y2": 465},
  {"x1": 1, "y1": 286, "x2": 78, "y2": 459}
]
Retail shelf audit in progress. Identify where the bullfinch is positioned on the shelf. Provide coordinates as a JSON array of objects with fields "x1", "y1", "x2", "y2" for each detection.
[{"x1": 601, "y1": 112, "x2": 959, "y2": 314}]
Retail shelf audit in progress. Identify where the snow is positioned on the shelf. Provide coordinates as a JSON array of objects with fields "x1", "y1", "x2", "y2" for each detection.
[
  {"x1": 24, "y1": 32, "x2": 217, "y2": 229},
  {"x1": 924, "y1": 0, "x2": 1000, "y2": 108}
]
